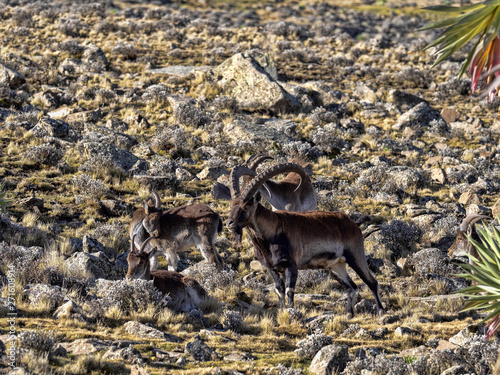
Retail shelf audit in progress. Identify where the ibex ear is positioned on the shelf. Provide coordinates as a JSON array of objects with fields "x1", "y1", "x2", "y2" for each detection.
[
  {"x1": 212, "y1": 182, "x2": 231, "y2": 200},
  {"x1": 144, "y1": 202, "x2": 150, "y2": 215}
]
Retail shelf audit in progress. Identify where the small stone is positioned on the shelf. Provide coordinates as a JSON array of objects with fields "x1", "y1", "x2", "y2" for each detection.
[
  {"x1": 440, "y1": 107, "x2": 462, "y2": 124},
  {"x1": 395, "y1": 326, "x2": 415, "y2": 336},
  {"x1": 430, "y1": 168, "x2": 446, "y2": 185}
]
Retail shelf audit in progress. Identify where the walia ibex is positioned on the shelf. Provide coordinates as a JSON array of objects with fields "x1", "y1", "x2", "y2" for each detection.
[
  {"x1": 227, "y1": 162, "x2": 384, "y2": 316},
  {"x1": 448, "y1": 214, "x2": 491, "y2": 265},
  {"x1": 127, "y1": 235, "x2": 207, "y2": 312},
  {"x1": 129, "y1": 190, "x2": 224, "y2": 271},
  {"x1": 212, "y1": 153, "x2": 317, "y2": 212}
]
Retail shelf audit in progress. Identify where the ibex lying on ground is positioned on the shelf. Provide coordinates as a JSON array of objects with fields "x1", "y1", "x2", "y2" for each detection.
[
  {"x1": 227, "y1": 163, "x2": 384, "y2": 316},
  {"x1": 212, "y1": 154, "x2": 317, "y2": 212},
  {"x1": 129, "y1": 190, "x2": 224, "y2": 271},
  {"x1": 448, "y1": 214, "x2": 491, "y2": 265},
  {"x1": 127, "y1": 235, "x2": 207, "y2": 312}
]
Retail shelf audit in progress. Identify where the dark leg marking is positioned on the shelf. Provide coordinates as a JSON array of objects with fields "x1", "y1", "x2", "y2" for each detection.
[
  {"x1": 285, "y1": 266, "x2": 298, "y2": 307},
  {"x1": 344, "y1": 251, "x2": 384, "y2": 314},
  {"x1": 268, "y1": 268, "x2": 285, "y2": 307}
]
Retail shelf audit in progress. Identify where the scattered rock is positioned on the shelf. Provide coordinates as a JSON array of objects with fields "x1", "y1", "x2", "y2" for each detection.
[
  {"x1": 64, "y1": 252, "x2": 122, "y2": 280},
  {"x1": 185, "y1": 337, "x2": 219, "y2": 361},
  {"x1": 0, "y1": 63, "x2": 25, "y2": 89},
  {"x1": 60, "y1": 338, "x2": 110, "y2": 355},
  {"x1": 309, "y1": 344, "x2": 350, "y2": 375},
  {"x1": 124, "y1": 321, "x2": 181, "y2": 342}
]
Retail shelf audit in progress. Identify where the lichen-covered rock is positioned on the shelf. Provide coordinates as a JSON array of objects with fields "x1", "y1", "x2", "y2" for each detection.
[
  {"x1": 82, "y1": 43, "x2": 108, "y2": 70},
  {"x1": 185, "y1": 337, "x2": 219, "y2": 361},
  {"x1": 78, "y1": 141, "x2": 145, "y2": 174},
  {"x1": 24, "y1": 284, "x2": 65, "y2": 311},
  {"x1": 103, "y1": 345, "x2": 144, "y2": 364},
  {"x1": 0, "y1": 63, "x2": 25, "y2": 89},
  {"x1": 64, "y1": 252, "x2": 122, "y2": 280},
  {"x1": 309, "y1": 344, "x2": 349, "y2": 375},
  {"x1": 295, "y1": 334, "x2": 333, "y2": 359},
  {"x1": 124, "y1": 321, "x2": 181, "y2": 342},
  {"x1": 392, "y1": 102, "x2": 447, "y2": 132},
  {"x1": 214, "y1": 53, "x2": 299, "y2": 112},
  {"x1": 32, "y1": 117, "x2": 69, "y2": 139},
  {"x1": 405, "y1": 248, "x2": 462, "y2": 277},
  {"x1": 342, "y1": 353, "x2": 410, "y2": 375}
]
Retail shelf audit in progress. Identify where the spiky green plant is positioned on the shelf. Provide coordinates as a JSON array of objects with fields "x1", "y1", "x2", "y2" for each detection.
[
  {"x1": 419, "y1": 1, "x2": 500, "y2": 100},
  {"x1": 456, "y1": 218, "x2": 500, "y2": 339},
  {"x1": 0, "y1": 183, "x2": 11, "y2": 213}
]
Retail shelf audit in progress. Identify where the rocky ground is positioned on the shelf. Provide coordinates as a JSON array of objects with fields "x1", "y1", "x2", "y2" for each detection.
[{"x1": 0, "y1": 0, "x2": 499, "y2": 374}]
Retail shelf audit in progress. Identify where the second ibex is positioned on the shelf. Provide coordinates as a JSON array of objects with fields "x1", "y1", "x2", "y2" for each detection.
[{"x1": 227, "y1": 162, "x2": 384, "y2": 316}]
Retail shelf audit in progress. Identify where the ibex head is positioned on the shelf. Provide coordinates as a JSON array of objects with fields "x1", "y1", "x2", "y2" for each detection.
[
  {"x1": 227, "y1": 163, "x2": 308, "y2": 245},
  {"x1": 126, "y1": 235, "x2": 158, "y2": 280}
]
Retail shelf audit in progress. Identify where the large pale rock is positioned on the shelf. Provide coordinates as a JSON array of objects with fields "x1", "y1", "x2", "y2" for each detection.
[
  {"x1": 309, "y1": 344, "x2": 349, "y2": 375},
  {"x1": 214, "y1": 53, "x2": 299, "y2": 112}
]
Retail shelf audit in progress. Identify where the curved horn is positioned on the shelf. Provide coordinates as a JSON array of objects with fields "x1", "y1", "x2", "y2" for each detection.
[
  {"x1": 131, "y1": 234, "x2": 137, "y2": 253},
  {"x1": 459, "y1": 214, "x2": 490, "y2": 232},
  {"x1": 242, "y1": 163, "x2": 308, "y2": 202},
  {"x1": 151, "y1": 190, "x2": 161, "y2": 210},
  {"x1": 138, "y1": 235, "x2": 159, "y2": 255},
  {"x1": 245, "y1": 153, "x2": 273, "y2": 170},
  {"x1": 229, "y1": 165, "x2": 257, "y2": 198}
]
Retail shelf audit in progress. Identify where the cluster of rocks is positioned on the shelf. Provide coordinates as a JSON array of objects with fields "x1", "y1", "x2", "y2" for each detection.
[{"x1": 2, "y1": 0, "x2": 500, "y2": 373}]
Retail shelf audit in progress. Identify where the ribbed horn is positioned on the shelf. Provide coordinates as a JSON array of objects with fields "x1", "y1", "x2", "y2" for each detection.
[
  {"x1": 245, "y1": 153, "x2": 273, "y2": 170},
  {"x1": 242, "y1": 163, "x2": 308, "y2": 202},
  {"x1": 138, "y1": 235, "x2": 159, "y2": 254},
  {"x1": 459, "y1": 214, "x2": 490, "y2": 232},
  {"x1": 131, "y1": 234, "x2": 137, "y2": 253},
  {"x1": 230, "y1": 165, "x2": 257, "y2": 198},
  {"x1": 151, "y1": 190, "x2": 161, "y2": 210}
]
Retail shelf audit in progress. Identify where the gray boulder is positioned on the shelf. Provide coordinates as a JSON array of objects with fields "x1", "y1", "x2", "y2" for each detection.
[
  {"x1": 0, "y1": 63, "x2": 25, "y2": 89},
  {"x1": 393, "y1": 102, "x2": 447, "y2": 132},
  {"x1": 78, "y1": 141, "x2": 146, "y2": 174},
  {"x1": 24, "y1": 284, "x2": 65, "y2": 311},
  {"x1": 309, "y1": 344, "x2": 350, "y2": 375},
  {"x1": 82, "y1": 43, "x2": 109, "y2": 70},
  {"x1": 295, "y1": 334, "x2": 333, "y2": 359},
  {"x1": 32, "y1": 117, "x2": 70, "y2": 139},
  {"x1": 185, "y1": 337, "x2": 220, "y2": 361},
  {"x1": 64, "y1": 252, "x2": 122, "y2": 280},
  {"x1": 405, "y1": 248, "x2": 462, "y2": 277},
  {"x1": 214, "y1": 53, "x2": 299, "y2": 112}
]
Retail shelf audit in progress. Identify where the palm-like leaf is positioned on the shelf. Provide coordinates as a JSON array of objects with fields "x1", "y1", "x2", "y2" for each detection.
[
  {"x1": 419, "y1": 1, "x2": 500, "y2": 99},
  {"x1": 455, "y1": 218, "x2": 500, "y2": 339}
]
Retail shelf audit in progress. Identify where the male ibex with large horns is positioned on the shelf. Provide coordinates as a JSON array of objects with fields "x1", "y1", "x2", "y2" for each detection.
[
  {"x1": 129, "y1": 190, "x2": 224, "y2": 271},
  {"x1": 212, "y1": 153, "x2": 317, "y2": 212},
  {"x1": 227, "y1": 163, "x2": 384, "y2": 316},
  {"x1": 127, "y1": 235, "x2": 207, "y2": 312}
]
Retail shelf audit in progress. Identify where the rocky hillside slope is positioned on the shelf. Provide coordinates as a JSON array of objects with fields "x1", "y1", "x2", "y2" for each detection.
[{"x1": 0, "y1": 0, "x2": 499, "y2": 374}]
